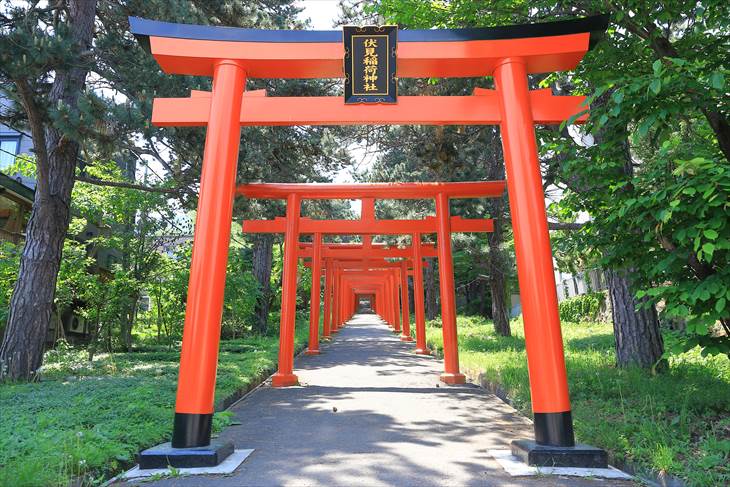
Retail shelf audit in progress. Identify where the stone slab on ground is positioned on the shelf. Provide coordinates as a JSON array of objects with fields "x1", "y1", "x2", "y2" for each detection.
[
  {"x1": 120, "y1": 449, "x2": 253, "y2": 480},
  {"x1": 123, "y1": 314, "x2": 635, "y2": 486},
  {"x1": 489, "y1": 449, "x2": 633, "y2": 480}
]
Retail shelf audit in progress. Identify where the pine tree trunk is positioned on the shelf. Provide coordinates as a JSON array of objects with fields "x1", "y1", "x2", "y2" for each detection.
[
  {"x1": 424, "y1": 260, "x2": 438, "y2": 321},
  {"x1": 251, "y1": 234, "x2": 274, "y2": 334},
  {"x1": 606, "y1": 269, "x2": 664, "y2": 369},
  {"x1": 476, "y1": 279, "x2": 490, "y2": 318},
  {"x1": 487, "y1": 202, "x2": 510, "y2": 336},
  {"x1": 484, "y1": 132, "x2": 511, "y2": 336},
  {"x1": 489, "y1": 265, "x2": 510, "y2": 336},
  {"x1": 119, "y1": 157, "x2": 137, "y2": 352},
  {"x1": 0, "y1": 0, "x2": 97, "y2": 381}
]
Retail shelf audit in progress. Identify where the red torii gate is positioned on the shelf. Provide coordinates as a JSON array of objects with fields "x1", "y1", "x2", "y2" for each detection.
[
  {"x1": 315, "y1": 258, "x2": 422, "y2": 338},
  {"x1": 240, "y1": 184, "x2": 500, "y2": 387},
  {"x1": 302, "y1": 251, "x2": 427, "y2": 344},
  {"x1": 298, "y1": 231, "x2": 437, "y2": 355},
  {"x1": 131, "y1": 14, "x2": 609, "y2": 468}
]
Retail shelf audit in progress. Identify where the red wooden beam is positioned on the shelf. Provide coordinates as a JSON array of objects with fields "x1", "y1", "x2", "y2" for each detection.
[
  {"x1": 152, "y1": 91, "x2": 586, "y2": 127},
  {"x1": 145, "y1": 32, "x2": 591, "y2": 78},
  {"x1": 243, "y1": 216, "x2": 493, "y2": 235},
  {"x1": 299, "y1": 247, "x2": 438, "y2": 259},
  {"x1": 237, "y1": 181, "x2": 505, "y2": 200}
]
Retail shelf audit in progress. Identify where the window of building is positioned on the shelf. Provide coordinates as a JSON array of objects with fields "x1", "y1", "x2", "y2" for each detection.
[{"x1": 0, "y1": 137, "x2": 20, "y2": 171}]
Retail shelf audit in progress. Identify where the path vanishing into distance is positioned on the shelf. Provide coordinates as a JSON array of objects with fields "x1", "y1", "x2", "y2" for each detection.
[{"x1": 132, "y1": 314, "x2": 635, "y2": 486}]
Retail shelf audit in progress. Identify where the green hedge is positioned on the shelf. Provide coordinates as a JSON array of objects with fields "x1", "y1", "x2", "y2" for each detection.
[{"x1": 558, "y1": 292, "x2": 606, "y2": 322}]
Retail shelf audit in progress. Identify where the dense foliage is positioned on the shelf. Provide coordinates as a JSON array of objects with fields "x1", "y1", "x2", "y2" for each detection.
[
  {"x1": 0, "y1": 242, "x2": 20, "y2": 331},
  {"x1": 0, "y1": 325, "x2": 309, "y2": 487},
  {"x1": 373, "y1": 0, "x2": 730, "y2": 358},
  {"x1": 558, "y1": 292, "x2": 606, "y2": 322}
]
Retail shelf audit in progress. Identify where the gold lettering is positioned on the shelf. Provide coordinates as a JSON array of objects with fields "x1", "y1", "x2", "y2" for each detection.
[{"x1": 357, "y1": 36, "x2": 384, "y2": 94}]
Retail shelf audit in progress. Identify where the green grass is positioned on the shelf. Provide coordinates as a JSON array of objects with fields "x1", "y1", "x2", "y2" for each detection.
[
  {"x1": 0, "y1": 322, "x2": 309, "y2": 487},
  {"x1": 424, "y1": 315, "x2": 730, "y2": 486}
]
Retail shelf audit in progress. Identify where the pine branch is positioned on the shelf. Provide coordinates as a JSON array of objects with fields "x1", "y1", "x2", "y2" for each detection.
[
  {"x1": 13, "y1": 77, "x2": 50, "y2": 196},
  {"x1": 548, "y1": 222, "x2": 585, "y2": 231},
  {"x1": 74, "y1": 175, "x2": 180, "y2": 194}
]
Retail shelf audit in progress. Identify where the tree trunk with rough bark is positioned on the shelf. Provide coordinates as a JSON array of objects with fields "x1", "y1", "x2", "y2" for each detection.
[
  {"x1": 0, "y1": 1, "x2": 97, "y2": 381},
  {"x1": 485, "y1": 132, "x2": 511, "y2": 336},
  {"x1": 251, "y1": 234, "x2": 274, "y2": 334},
  {"x1": 487, "y1": 206, "x2": 510, "y2": 336},
  {"x1": 424, "y1": 259, "x2": 438, "y2": 321},
  {"x1": 489, "y1": 259, "x2": 510, "y2": 336},
  {"x1": 606, "y1": 269, "x2": 664, "y2": 369},
  {"x1": 119, "y1": 157, "x2": 137, "y2": 352}
]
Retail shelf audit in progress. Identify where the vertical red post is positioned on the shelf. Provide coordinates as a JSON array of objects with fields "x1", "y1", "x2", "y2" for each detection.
[
  {"x1": 381, "y1": 275, "x2": 388, "y2": 325},
  {"x1": 338, "y1": 270, "x2": 345, "y2": 327},
  {"x1": 495, "y1": 57, "x2": 574, "y2": 446},
  {"x1": 391, "y1": 270, "x2": 401, "y2": 333},
  {"x1": 172, "y1": 61, "x2": 246, "y2": 447},
  {"x1": 435, "y1": 192, "x2": 465, "y2": 384},
  {"x1": 400, "y1": 261, "x2": 412, "y2": 341},
  {"x1": 332, "y1": 267, "x2": 340, "y2": 332},
  {"x1": 306, "y1": 233, "x2": 322, "y2": 355},
  {"x1": 323, "y1": 259, "x2": 332, "y2": 338},
  {"x1": 387, "y1": 274, "x2": 395, "y2": 328},
  {"x1": 272, "y1": 193, "x2": 301, "y2": 387},
  {"x1": 412, "y1": 233, "x2": 430, "y2": 355}
]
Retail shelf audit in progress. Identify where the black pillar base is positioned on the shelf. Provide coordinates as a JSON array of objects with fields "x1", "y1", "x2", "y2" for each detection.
[
  {"x1": 138, "y1": 440, "x2": 234, "y2": 470},
  {"x1": 172, "y1": 412, "x2": 212, "y2": 448},
  {"x1": 534, "y1": 411, "x2": 575, "y2": 447},
  {"x1": 511, "y1": 439, "x2": 608, "y2": 468}
]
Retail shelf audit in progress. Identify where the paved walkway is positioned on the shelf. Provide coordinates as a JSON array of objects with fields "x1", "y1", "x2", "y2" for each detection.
[{"x1": 138, "y1": 314, "x2": 634, "y2": 486}]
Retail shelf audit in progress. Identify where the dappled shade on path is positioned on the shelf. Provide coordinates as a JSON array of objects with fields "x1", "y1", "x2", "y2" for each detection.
[{"x1": 137, "y1": 314, "x2": 635, "y2": 486}]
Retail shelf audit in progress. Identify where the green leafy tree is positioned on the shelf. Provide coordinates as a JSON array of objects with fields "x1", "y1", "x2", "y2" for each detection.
[
  {"x1": 372, "y1": 0, "x2": 729, "y2": 364},
  {"x1": 0, "y1": 242, "x2": 21, "y2": 332},
  {"x1": 0, "y1": 0, "x2": 348, "y2": 379},
  {"x1": 0, "y1": 0, "x2": 97, "y2": 380}
]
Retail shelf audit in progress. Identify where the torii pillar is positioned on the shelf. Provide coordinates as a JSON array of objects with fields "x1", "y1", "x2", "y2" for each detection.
[
  {"x1": 389, "y1": 269, "x2": 401, "y2": 333},
  {"x1": 399, "y1": 260, "x2": 412, "y2": 341},
  {"x1": 412, "y1": 232, "x2": 430, "y2": 355},
  {"x1": 495, "y1": 59, "x2": 573, "y2": 448},
  {"x1": 435, "y1": 193, "x2": 465, "y2": 385},
  {"x1": 305, "y1": 233, "x2": 322, "y2": 355},
  {"x1": 271, "y1": 193, "x2": 301, "y2": 387},
  {"x1": 322, "y1": 259, "x2": 332, "y2": 338},
  {"x1": 171, "y1": 61, "x2": 245, "y2": 448}
]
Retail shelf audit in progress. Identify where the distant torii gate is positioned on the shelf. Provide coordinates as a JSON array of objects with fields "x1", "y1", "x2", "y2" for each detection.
[
  {"x1": 301, "y1": 250, "x2": 429, "y2": 342},
  {"x1": 306, "y1": 256, "x2": 430, "y2": 346},
  {"x1": 131, "y1": 14, "x2": 609, "y2": 467},
  {"x1": 240, "y1": 185, "x2": 500, "y2": 386}
]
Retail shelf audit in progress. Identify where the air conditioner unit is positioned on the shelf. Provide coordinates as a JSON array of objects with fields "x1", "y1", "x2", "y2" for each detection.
[{"x1": 68, "y1": 315, "x2": 86, "y2": 334}]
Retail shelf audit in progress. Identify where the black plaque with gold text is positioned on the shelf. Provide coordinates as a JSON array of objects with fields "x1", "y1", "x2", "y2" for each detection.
[{"x1": 344, "y1": 26, "x2": 397, "y2": 104}]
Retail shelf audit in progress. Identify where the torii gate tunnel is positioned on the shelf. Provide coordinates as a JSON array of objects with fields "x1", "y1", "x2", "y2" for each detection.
[
  {"x1": 240, "y1": 187, "x2": 499, "y2": 385},
  {"x1": 131, "y1": 14, "x2": 609, "y2": 466}
]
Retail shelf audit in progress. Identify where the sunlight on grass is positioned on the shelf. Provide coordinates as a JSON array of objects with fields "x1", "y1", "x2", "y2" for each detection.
[
  {"x1": 0, "y1": 322, "x2": 309, "y2": 487},
  {"x1": 425, "y1": 315, "x2": 730, "y2": 485}
]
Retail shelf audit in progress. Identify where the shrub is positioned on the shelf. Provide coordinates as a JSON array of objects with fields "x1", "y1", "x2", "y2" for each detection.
[{"x1": 558, "y1": 292, "x2": 606, "y2": 322}]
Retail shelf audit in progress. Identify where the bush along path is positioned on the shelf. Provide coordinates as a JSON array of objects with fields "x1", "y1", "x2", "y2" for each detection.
[
  {"x1": 423, "y1": 315, "x2": 730, "y2": 486},
  {"x1": 0, "y1": 322, "x2": 310, "y2": 487}
]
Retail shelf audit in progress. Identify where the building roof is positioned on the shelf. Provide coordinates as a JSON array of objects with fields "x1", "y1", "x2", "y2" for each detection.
[{"x1": 0, "y1": 171, "x2": 34, "y2": 206}]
